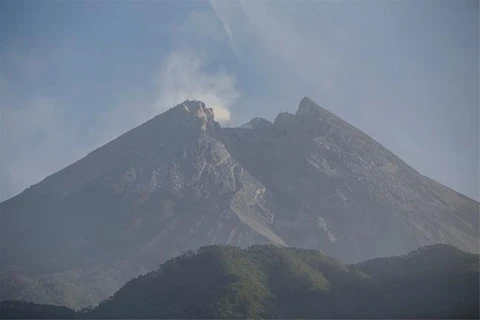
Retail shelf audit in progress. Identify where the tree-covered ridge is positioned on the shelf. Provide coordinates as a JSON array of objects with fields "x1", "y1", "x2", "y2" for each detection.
[
  {"x1": 355, "y1": 243, "x2": 479, "y2": 278},
  {"x1": 2, "y1": 244, "x2": 478, "y2": 319},
  {"x1": 84, "y1": 244, "x2": 479, "y2": 319}
]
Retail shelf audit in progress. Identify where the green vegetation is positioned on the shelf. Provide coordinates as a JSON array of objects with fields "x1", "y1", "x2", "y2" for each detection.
[{"x1": 2, "y1": 244, "x2": 478, "y2": 319}]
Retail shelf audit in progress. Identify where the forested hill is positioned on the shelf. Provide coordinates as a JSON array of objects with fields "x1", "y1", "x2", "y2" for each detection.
[{"x1": 2, "y1": 244, "x2": 478, "y2": 319}]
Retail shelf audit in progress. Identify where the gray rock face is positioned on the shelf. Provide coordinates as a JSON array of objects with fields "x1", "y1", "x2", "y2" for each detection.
[
  {"x1": 223, "y1": 97, "x2": 478, "y2": 262},
  {"x1": 1, "y1": 98, "x2": 478, "y2": 308}
]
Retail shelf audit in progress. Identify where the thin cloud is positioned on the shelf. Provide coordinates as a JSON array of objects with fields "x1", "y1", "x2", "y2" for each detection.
[{"x1": 209, "y1": 0, "x2": 241, "y2": 61}]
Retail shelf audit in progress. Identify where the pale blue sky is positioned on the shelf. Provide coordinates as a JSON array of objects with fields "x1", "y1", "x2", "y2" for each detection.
[{"x1": 1, "y1": 0, "x2": 478, "y2": 201}]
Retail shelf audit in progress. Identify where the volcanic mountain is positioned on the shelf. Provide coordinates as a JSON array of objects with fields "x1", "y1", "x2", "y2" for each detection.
[{"x1": 1, "y1": 98, "x2": 478, "y2": 309}]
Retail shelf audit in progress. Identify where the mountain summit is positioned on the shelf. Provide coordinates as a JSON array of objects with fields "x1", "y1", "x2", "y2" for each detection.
[
  {"x1": 297, "y1": 96, "x2": 324, "y2": 115},
  {"x1": 165, "y1": 100, "x2": 219, "y2": 132},
  {"x1": 1, "y1": 98, "x2": 478, "y2": 309}
]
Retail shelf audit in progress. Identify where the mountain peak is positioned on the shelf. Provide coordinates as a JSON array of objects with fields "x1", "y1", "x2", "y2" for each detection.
[
  {"x1": 166, "y1": 100, "x2": 218, "y2": 131},
  {"x1": 170, "y1": 99, "x2": 211, "y2": 116},
  {"x1": 179, "y1": 99, "x2": 206, "y2": 111},
  {"x1": 240, "y1": 117, "x2": 273, "y2": 131},
  {"x1": 296, "y1": 96, "x2": 324, "y2": 116}
]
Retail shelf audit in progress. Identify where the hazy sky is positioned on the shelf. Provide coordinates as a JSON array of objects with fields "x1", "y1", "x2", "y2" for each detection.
[{"x1": 1, "y1": 0, "x2": 478, "y2": 201}]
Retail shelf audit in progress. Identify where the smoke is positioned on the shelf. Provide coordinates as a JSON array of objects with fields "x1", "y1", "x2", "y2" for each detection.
[{"x1": 154, "y1": 51, "x2": 240, "y2": 124}]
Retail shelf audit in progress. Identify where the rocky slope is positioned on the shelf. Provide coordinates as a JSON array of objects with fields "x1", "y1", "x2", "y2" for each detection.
[
  {"x1": 1, "y1": 98, "x2": 478, "y2": 309},
  {"x1": 221, "y1": 97, "x2": 479, "y2": 261}
]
